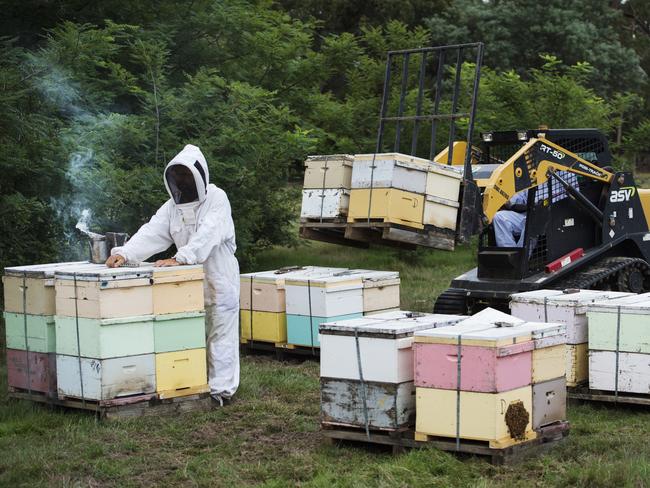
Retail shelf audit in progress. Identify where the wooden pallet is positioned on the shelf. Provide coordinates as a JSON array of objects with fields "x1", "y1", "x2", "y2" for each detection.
[
  {"x1": 240, "y1": 340, "x2": 320, "y2": 358},
  {"x1": 8, "y1": 387, "x2": 213, "y2": 420},
  {"x1": 568, "y1": 385, "x2": 650, "y2": 406},
  {"x1": 299, "y1": 224, "x2": 369, "y2": 249},
  {"x1": 321, "y1": 421, "x2": 570, "y2": 464}
]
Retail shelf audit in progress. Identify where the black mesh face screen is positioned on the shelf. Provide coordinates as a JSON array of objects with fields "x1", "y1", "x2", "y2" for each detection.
[{"x1": 166, "y1": 165, "x2": 199, "y2": 204}]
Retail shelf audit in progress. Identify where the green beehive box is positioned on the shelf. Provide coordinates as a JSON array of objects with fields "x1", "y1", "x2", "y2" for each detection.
[
  {"x1": 588, "y1": 294, "x2": 650, "y2": 353},
  {"x1": 55, "y1": 315, "x2": 155, "y2": 359},
  {"x1": 4, "y1": 312, "x2": 56, "y2": 353},
  {"x1": 153, "y1": 311, "x2": 206, "y2": 353}
]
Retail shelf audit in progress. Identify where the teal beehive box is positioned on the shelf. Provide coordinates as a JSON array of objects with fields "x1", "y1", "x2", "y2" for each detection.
[
  {"x1": 55, "y1": 315, "x2": 154, "y2": 359},
  {"x1": 287, "y1": 313, "x2": 363, "y2": 347},
  {"x1": 153, "y1": 311, "x2": 206, "y2": 353},
  {"x1": 4, "y1": 312, "x2": 56, "y2": 353}
]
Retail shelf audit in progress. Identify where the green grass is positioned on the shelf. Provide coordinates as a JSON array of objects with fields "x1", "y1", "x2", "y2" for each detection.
[{"x1": 2, "y1": 242, "x2": 650, "y2": 487}]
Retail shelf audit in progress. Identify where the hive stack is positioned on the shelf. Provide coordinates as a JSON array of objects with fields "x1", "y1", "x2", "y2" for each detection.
[
  {"x1": 319, "y1": 312, "x2": 462, "y2": 430},
  {"x1": 346, "y1": 153, "x2": 463, "y2": 239},
  {"x1": 53, "y1": 263, "x2": 207, "y2": 402},
  {"x1": 510, "y1": 290, "x2": 632, "y2": 387},
  {"x1": 587, "y1": 293, "x2": 650, "y2": 395},
  {"x1": 3, "y1": 262, "x2": 86, "y2": 397},
  {"x1": 413, "y1": 309, "x2": 568, "y2": 447},
  {"x1": 239, "y1": 266, "x2": 346, "y2": 345},
  {"x1": 300, "y1": 155, "x2": 354, "y2": 221}
]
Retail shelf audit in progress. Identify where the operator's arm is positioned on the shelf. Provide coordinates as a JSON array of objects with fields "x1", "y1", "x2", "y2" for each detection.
[
  {"x1": 174, "y1": 191, "x2": 234, "y2": 265},
  {"x1": 110, "y1": 202, "x2": 174, "y2": 264}
]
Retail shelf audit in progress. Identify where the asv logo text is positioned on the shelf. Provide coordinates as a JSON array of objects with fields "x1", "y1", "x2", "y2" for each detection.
[{"x1": 609, "y1": 187, "x2": 636, "y2": 203}]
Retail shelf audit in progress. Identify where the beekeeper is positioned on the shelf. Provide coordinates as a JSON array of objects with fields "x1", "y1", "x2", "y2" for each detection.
[
  {"x1": 105, "y1": 144, "x2": 240, "y2": 406},
  {"x1": 493, "y1": 191, "x2": 528, "y2": 247}
]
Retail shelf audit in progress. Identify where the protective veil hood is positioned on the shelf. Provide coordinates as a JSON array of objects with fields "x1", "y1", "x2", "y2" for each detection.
[{"x1": 163, "y1": 144, "x2": 210, "y2": 204}]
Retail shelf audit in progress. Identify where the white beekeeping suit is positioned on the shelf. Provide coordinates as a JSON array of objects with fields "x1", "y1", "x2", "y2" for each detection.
[{"x1": 109, "y1": 144, "x2": 240, "y2": 403}]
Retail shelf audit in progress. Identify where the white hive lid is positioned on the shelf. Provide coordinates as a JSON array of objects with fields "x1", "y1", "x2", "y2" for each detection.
[
  {"x1": 588, "y1": 292, "x2": 650, "y2": 315},
  {"x1": 4, "y1": 261, "x2": 88, "y2": 279},
  {"x1": 320, "y1": 313, "x2": 462, "y2": 338},
  {"x1": 240, "y1": 266, "x2": 347, "y2": 286},
  {"x1": 54, "y1": 263, "x2": 154, "y2": 281}
]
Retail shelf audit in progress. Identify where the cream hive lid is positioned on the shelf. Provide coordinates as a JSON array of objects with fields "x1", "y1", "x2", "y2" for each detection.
[
  {"x1": 588, "y1": 292, "x2": 650, "y2": 315},
  {"x1": 512, "y1": 321, "x2": 566, "y2": 339},
  {"x1": 54, "y1": 263, "x2": 154, "y2": 282},
  {"x1": 4, "y1": 261, "x2": 88, "y2": 279},
  {"x1": 151, "y1": 264, "x2": 204, "y2": 283},
  {"x1": 427, "y1": 161, "x2": 463, "y2": 179},
  {"x1": 284, "y1": 269, "x2": 364, "y2": 290},
  {"x1": 345, "y1": 269, "x2": 400, "y2": 287},
  {"x1": 354, "y1": 152, "x2": 432, "y2": 168},
  {"x1": 320, "y1": 314, "x2": 462, "y2": 338},
  {"x1": 305, "y1": 154, "x2": 354, "y2": 165},
  {"x1": 510, "y1": 289, "x2": 565, "y2": 304},
  {"x1": 240, "y1": 266, "x2": 347, "y2": 287},
  {"x1": 363, "y1": 310, "x2": 424, "y2": 321}
]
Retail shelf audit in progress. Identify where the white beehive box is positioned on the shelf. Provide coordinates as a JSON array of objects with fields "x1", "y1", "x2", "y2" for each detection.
[
  {"x1": 589, "y1": 351, "x2": 650, "y2": 394},
  {"x1": 351, "y1": 153, "x2": 431, "y2": 194},
  {"x1": 285, "y1": 272, "x2": 364, "y2": 318},
  {"x1": 300, "y1": 188, "x2": 350, "y2": 220},
  {"x1": 303, "y1": 154, "x2": 354, "y2": 189},
  {"x1": 320, "y1": 314, "x2": 462, "y2": 383},
  {"x1": 423, "y1": 195, "x2": 460, "y2": 231},
  {"x1": 425, "y1": 163, "x2": 463, "y2": 202},
  {"x1": 510, "y1": 289, "x2": 632, "y2": 344}
]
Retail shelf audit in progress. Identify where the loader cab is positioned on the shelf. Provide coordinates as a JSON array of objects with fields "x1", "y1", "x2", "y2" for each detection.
[{"x1": 476, "y1": 129, "x2": 612, "y2": 281}]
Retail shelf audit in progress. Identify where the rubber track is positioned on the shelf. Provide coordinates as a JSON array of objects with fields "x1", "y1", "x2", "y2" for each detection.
[
  {"x1": 552, "y1": 256, "x2": 650, "y2": 291},
  {"x1": 433, "y1": 288, "x2": 469, "y2": 315}
]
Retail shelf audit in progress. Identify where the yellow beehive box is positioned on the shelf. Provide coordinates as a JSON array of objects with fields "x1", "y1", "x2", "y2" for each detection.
[
  {"x1": 155, "y1": 348, "x2": 208, "y2": 399},
  {"x1": 415, "y1": 386, "x2": 536, "y2": 448},
  {"x1": 566, "y1": 343, "x2": 588, "y2": 386},
  {"x1": 347, "y1": 188, "x2": 425, "y2": 228},
  {"x1": 3, "y1": 262, "x2": 86, "y2": 315},
  {"x1": 532, "y1": 344, "x2": 566, "y2": 384},
  {"x1": 152, "y1": 265, "x2": 204, "y2": 315},
  {"x1": 240, "y1": 310, "x2": 287, "y2": 343}
]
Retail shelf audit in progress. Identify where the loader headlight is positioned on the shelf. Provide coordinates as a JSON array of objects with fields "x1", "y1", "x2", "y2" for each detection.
[
  {"x1": 517, "y1": 130, "x2": 528, "y2": 141},
  {"x1": 481, "y1": 132, "x2": 493, "y2": 142}
]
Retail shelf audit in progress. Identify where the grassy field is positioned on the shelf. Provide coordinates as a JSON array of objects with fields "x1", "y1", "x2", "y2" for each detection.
[{"x1": 2, "y1": 241, "x2": 650, "y2": 487}]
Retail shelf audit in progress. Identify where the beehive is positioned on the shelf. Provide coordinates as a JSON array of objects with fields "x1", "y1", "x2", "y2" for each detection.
[
  {"x1": 319, "y1": 312, "x2": 462, "y2": 430},
  {"x1": 301, "y1": 189, "x2": 350, "y2": 220},
  {"x1": 4, "y1": 313, "x2": 56, "y2": 353},
  {"x1": 155, "y1": 348, "x2": 208, "y2": 399},
  {"x1": 56, "y1": 353, "x2": 156, "y2": 401},
  {"x1": 352, "y1": 270, "x2": 401, "y2": 313},
  {"x1": 347, "y1": 188, "x2": 425, "y2": 228},
  {"x1": 151, "y1": 266, "x2": 204, "y2": 315},
  {"x1": 351, "y1": 153, "x2": 430, "y2": 194},
  {"x1": 154, "y1": 312, "x2": 206, "y2": 353},
  {"x1": 6, "y1": 350, "x2": 57, "y2": 396},
  {"x1": 240, "y1": 310, "x2": 287, "y2": 343},
  {"x1": 532, "y1": 377, "x2": 567, "y2": 429},
  {"x1": 303, "y1": 154, "x2": 354, "y2": 189}
]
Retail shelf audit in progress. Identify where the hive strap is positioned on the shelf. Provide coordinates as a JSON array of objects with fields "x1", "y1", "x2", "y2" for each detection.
[
  {"x1": 354, "y1": 328, "x2": 371, "y2": 439},
  {"x1": 543, "y1": 297, "x2": 548, "y2": 322},
  {"x1": 73, "y1": 273, "x2": 86, "y2": 408},
  {"x1": 319, "y1": 156, "x2": 329, "y2": 223},
  {"x1": 455, "y1": 334, "x2": 463, "y2": 451},
  {"x1": 307, "y1": 279, "x2": 315, "y2": 354},
  {"x1": 367, "y1": 153, "x2": 379, "y2": 224},
  {"x1": 614, "y1": 305, "x2": 622, "y2": 402},
  {"x1": 249, "y1": 276, "x2": 254, "y2": 344},
  {"x1": 22, "y1": 273, "x2": 32, "y2": 396}
]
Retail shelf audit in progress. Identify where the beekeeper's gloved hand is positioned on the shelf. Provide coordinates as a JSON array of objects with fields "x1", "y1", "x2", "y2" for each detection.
[
  {"x1": 155, "y1": 258, "x2": 180, "y2": 267},
  {"x1": 105, "y1": 254, "x2": 125, "y2": 268}
]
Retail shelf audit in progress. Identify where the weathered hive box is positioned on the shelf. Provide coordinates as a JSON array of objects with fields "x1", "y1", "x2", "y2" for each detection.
[
  {"x1": 240, "y1": 310, "x2": 287, "y2": 343},
  {"x1": 423, "y1": 195, "x2": 460, "y2": 231},
  {"x1": 351, "y1": 153, "x2": 430, "y2": 194},
  {"x1": 510, "y1": 289, "x2": 631, "y2": 344},
  {"x1": 587, "y1": 293, "x2": 650, "y2": 354},
  {"x1": 54, "y1": 264, "x2": 154, "y2": 319},
  {"x1": 240, "y1": 267, "x2": 346, "y2": 312},
  {"x1": 589, "y1": 351, "x2": 650, "y2": 394},
  {"x1": 532, "y1": 377, "x2": 566, "y2": 429},
  {"x1": 4, "y1": 312, "x2": 56, "y2": 353},
  {"x1": 350, "y1": 269, "x2": 400, "y2": 313},
  {"x1": 56, "y1": 353, "x2": 156, "y2": 401},
  {"x1": 320, "y1": 378, "x2": 415, "y2": 430},
  {"x1": 303, "y1": 154, "x2": 354, "y2": 189},
  {"x1": 415, "y1": 386, "x2": 535, "y2": 446},
  {"x1": 425, "y1": 163, "x2": 463, "y2": 200},
  {"x1": 154, "y1": 312, "x2": 206, "y2": 353},
  {"x1": 151, "y1": 266, "x2": 204, "y2": 315},
  {"x1": 3, "y1": 261, "x2": 86, "y2": 315},
  {"x1": 155, "y1": 348, "x2": 208, "y2": 399},
  {"x1": 566, "y1": 343, "x2": 589, "y2": 386},
  {"x1": 301, "y1": 189, "x2": 350, "y2": 220},
  {"x1": 55, "y1": 314, "x2": 154, "y2": 359},
  {"x1": 347, "y1": 188, "x2": 425, "y2": 228},
  {"x1": 6, "y1": 349, "x2": 57, "y2": 396},
  {"x1": 414, "y1": 322, "x2": 534, "y2": 393},
  {"x1": 320, "y1": 314, "x2": 462, "y2": 383}
]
